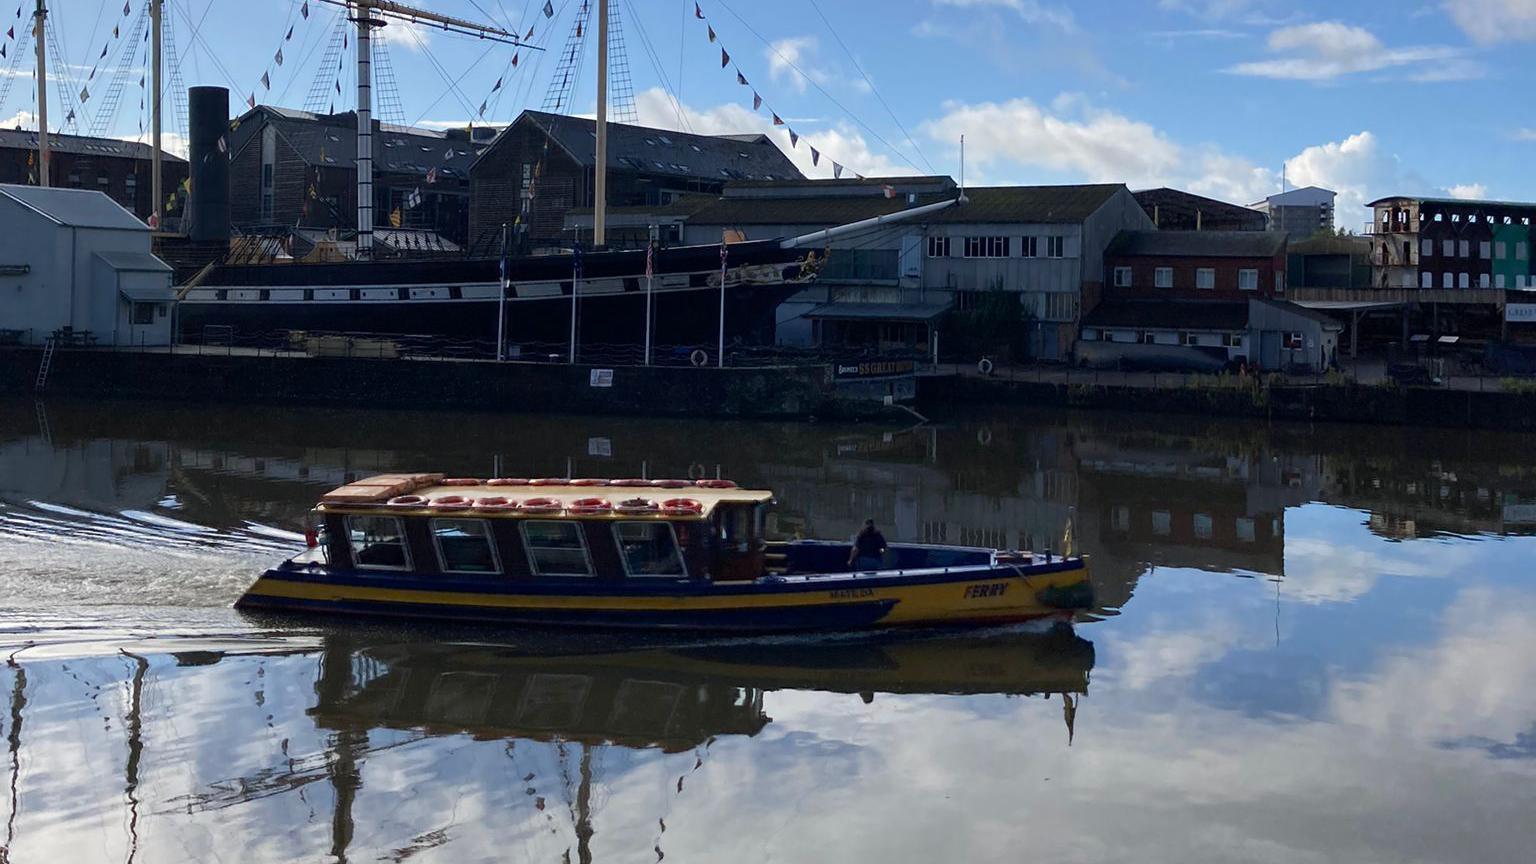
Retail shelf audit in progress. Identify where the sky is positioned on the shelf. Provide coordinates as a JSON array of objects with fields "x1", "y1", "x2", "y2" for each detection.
[{"x1": 6, "y1": 0, "x2": 1536, "y2": 226}]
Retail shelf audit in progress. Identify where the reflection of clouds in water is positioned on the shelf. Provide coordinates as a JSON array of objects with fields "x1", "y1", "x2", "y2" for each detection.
[
  {"x1": 1282, "y1": 505, "x2": 1484, "y2": 604},
  {"x1": 1330, "y1": 587, "x2": 1536, "y2": 747}
]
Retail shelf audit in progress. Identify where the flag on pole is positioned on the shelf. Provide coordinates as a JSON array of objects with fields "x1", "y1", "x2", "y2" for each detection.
[
  {"x1": 882, "y1": 184, "x2": 896, "y2": 199},
  {"x1": 645, "y1": 242, "x2": 654, "y2": 277},
  {"x1": 543, "y1": 0, "x2": 554, "y2": 16},
  {"x1": 426, "y1": 166, "x2": 438, "y2": 184},
  {"x1": 405, "y1": 187, "x2": 422, "y2": 209}
]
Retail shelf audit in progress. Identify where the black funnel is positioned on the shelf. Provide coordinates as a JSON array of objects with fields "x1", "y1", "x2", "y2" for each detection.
[{"x1": 187, "y1": 86, "x2": 230, "y2": 243}]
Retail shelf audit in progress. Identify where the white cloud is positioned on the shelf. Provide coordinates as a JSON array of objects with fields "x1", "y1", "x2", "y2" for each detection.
[
  {"x1": 1443, "y1": 0, "x2": 1536, "y2": 43},
  {"x1": 919, "y1": 97, "x2": 1183, "y2": 186},
  {"x1": 633, "y1": 87, "x2": 914, "y2": 180},
  {"x1": 932, "y1": 0, "x2": 1076, "y2": 32},
  {"x1": 1447, "y1": 183, "x2": 1489, "y2": 200},
  {"x1": 763, "y1": 36, "x2": 871, "y2": 97},
  {"x1": 1513, "y1": 128, "x2": 1536, "y2": 141},
  {"x1": 1227, "y1": 22, "x2": 1466, "y2": 81}
]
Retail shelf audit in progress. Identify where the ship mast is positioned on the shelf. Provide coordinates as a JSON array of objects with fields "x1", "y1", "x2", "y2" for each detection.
[
  {"x1": 593, "y1": 0, "x2": 608, "y2": 247},
  {"x1": 32, "y1": 0, "x2": 46, "y2": 187},
  {"x1": 318, "y1": 0, "x2": 515, "y2": 259},
  {"x1": 150, "y1": 0, "x2": 163, "y2": 226}
]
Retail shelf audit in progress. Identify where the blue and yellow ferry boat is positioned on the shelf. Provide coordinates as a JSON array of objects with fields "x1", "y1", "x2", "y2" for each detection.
[{"x1": 235, "y1": 474, "x2": 1093, "y2": 632}]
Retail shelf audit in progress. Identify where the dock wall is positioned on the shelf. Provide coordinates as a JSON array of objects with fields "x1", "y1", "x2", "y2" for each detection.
[
  {"x1": 919, "y1": 374, "x2": 1536, "y2": 431},
  {"x1": 0, "y1": 349, "x2": 897, "y2": 420}
]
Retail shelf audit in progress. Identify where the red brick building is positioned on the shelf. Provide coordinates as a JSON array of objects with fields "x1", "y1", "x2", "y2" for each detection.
[{"x1": 1104, "y1": 230, "x2": 1288, "y2": 299}]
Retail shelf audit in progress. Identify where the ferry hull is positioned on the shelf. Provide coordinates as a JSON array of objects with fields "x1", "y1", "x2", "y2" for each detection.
[{"x1": 234, "y1": 560, "x2": 1094, "y2": 633}]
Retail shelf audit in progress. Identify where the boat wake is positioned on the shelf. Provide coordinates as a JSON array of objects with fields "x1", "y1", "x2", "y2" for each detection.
[{"x1": 0, "y1": 498, "x2": 299, "y2": 610}]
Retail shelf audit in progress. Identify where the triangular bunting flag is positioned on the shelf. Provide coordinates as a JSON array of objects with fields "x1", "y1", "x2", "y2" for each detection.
[
  {"x1": 707, "y1": 25, "x2": 715, "y2": 43},
  {"x1": 575, "y1": 21, "x2": 581, "y2": 37},
  {"x1": 123, "y1": 1, "x2": 129, "y2": 15},
  {"x1": 78, "y1": 85, "x2": 89, "y2": 102},
  {"x1": 65, "y1": 109, "x2": 73, "y2": 122},
  {"x1": 752, "y1": 92, "x2": 761, "y2": 110},
  {"x1": 217, "y1": 136, "x2": 227, "y2": 153},
  {"x1": 721, "y1": 48, "x2": 729, "y2": 68},
  {"x1": 695, "y1": 3, "x2": 704, "y2": 18},
  {"x1": 88, "y1": 64, "x2": 97, "y2": 80},
  {"x1": 788, "y1": 129, "x2": 798, "y2": 148},
  {"x1": 833, "y1": 162, "x2": 843, "y2": 179},
  {"x1": 335, "y1": 79, "x2": 341, "y2": 94},
  {"x1": 112, "y1": 25, "x2": 118, "y2": 38},
  {"x1": 138, "y1": 74, "x2": 143, "y2": 86},
  {"x1": 524, "y1": 25, "x2": 533, "y2": 39},
  {"x1": 275, "y1": 48, "x2": 284, "y2": 66},
  {"x1": 491, "y1": 76, "x2": 502, "y2": 92},
  {"x1": 543, "y1": 0, "x2": 554, "y2": 16},
  {"x1": 1, "y1": 45, "x2": 6, "y2": 59},
  {"x1": 247, "y1": 93, "x2": 256, "y2": 108},
  {"x1": 6, "y1": 26, "x2": 11, "y2": 39},
  {"x1": 478, "y1": 100, "x2": 488, "y2": 116},
  {"x1": 261, "y1": 71, "x2": 270, "y2": 90},
  {"x1": 736, "y1": 70, "x2": 747, "y2": 86},
  {"x1": 285, "y1": 25, "x2": 293, "y2": 41},
  {"x1": 343, "y1": 32, "x2": 347, "y2": 48},
  {"x1": 771, "y1": 113, "x2": 783, "y2": 126},
  {"x1": 810, "y1": 147, "x2": 820, "y2": 166},
  {"x1": 511, "y1": 52, "x2": 519, "y2": 67},
  {"x1": 301, "y1": 1, "x2": 309, "y2": 19},
  {"x1": 99, "y1": 42, "x2": 107, "y2": 59}
]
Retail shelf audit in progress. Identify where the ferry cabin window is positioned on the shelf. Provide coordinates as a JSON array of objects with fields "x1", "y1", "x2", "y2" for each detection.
[
  {"x1": 347, "y1": 516, "x2": 411, "y2": 570},
  {"x1": 431, "y1": 518, "x2": 500, "y2": 574},
  {"x1": 613, "y1": 522, "x2": 687, "y2": 577},
  {"x1": 521, "y1": 520, "x2": 594, "y2": 577}
]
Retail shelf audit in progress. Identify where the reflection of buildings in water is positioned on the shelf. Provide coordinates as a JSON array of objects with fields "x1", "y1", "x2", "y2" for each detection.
[
  {"x1": 1072, "y1": 436, "x2": 1324, "y2": 584},
  {"x1": 1327, "y1": 457, "x2": 1536, "y2": 539},
  {"x1": 0, "y1": 434, "x2": 171, "y2": 514}
]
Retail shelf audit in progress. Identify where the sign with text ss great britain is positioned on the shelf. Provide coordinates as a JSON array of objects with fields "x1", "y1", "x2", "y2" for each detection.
[{"x1": 834, "y1": 360, "x2": 917, "y2": 379}]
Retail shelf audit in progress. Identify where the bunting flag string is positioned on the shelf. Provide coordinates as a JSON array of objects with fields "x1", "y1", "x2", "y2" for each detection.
[
  {"x1": 691, "y1": 1, "x2": 873, "y2": 182},
  {"x1": 244, "y1": 4, "x2": 316, "y2": 115}
]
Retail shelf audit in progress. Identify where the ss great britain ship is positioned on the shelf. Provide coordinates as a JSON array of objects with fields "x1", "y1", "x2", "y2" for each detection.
[{"x1": 176, "y1": 240, "x2": 821, "y2": 347}]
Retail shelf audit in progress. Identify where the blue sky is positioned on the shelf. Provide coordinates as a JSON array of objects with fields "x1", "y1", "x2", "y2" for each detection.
[{"x1": 9, "y1": 0, "x2": 1536, "y2": 224}]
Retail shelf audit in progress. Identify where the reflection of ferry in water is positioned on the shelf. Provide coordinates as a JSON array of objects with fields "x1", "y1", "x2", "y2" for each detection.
[{"x1": 310, "y1": 627, "x2": 1096, "y2": 750}]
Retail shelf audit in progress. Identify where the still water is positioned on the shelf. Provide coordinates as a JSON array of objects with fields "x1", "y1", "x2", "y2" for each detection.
[{"x1": 2, "y1": 398, "x2": 1535, "y2": 862}]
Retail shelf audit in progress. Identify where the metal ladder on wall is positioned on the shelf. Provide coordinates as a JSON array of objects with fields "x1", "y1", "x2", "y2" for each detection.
[{"x1": 34, "y1": 338, "x2": 56, "y2": 391}]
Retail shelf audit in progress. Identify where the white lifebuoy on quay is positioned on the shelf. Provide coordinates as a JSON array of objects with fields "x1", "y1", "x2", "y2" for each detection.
[
  {"x1": 689, "y1": 349, "x2": 709, "y2": 367},
  {"x1": 977, "y1": 357, "x2": 995, "y2": 376}
]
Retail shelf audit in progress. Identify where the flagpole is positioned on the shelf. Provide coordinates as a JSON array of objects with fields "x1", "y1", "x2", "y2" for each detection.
[
  {"x1": 497, "y1": 222, "x2": 509, "y2": 361},
  {"x1": 717, "y1": 232, "x2": 726, "y2": 369},
  {"x1": 644, "y1": 238, "x2": 654, "y2": 366},
  {"x1": 33, "y1": 0, "x2": 47, "y2": 188},
  {"x1": 150, "y1": 0, "x2": 162, "y2": 222}
]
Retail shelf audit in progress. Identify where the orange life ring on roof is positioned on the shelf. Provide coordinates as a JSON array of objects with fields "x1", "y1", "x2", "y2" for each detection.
[
  {"x1": 615, "y1": 497, "x2": 659, "y2": 514},
  {"x1": 472, "y1": 496, "x2": 518, "y2": 511},
  {"x1": 527, "y1": 478, "x2": 568, "y2": 487},
  {"x1": 694, "y1": 479, "x2": 738, "y2": 489},
  {"x1": 609, "y1": 478, "x2": 653, "y2": 488},
  {"x1": 441, "y1": 478, "x2": 483, "y2": 487},
  {"x1": 520, "y1": 497, "x2": 563, "y2": 514},
  {"x1": 569, "y1": 497, "x2": 612, "y2": 514},
  {"x1": 487, "y1": 478, "x2": 531, "y2": 487},
  {"x1": 387, "y1": 494, "x2": 429, "y2": 507},
  {"x1": 650, "y1": 479, "x2": 691, "y2": 489},
  {"x1": 429, "y1": 495, "x2": 474, "y2": 509},
  {"x1": 661, "y1": 498, "x2": 704, "y2": 516},
  {"x1": 569, "y1": 478, "x2": 609, "y2": 487}
]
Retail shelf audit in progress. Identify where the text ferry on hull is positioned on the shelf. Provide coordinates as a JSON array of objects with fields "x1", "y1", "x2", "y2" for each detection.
[{"x1": 235, "y1": 474, "x2": 1094, "y2": 633}]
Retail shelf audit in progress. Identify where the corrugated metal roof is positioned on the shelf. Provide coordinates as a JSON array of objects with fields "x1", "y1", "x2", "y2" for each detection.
[
  {"x1": 806, "y1": 301, "x2": 952, "y2": 321},
  {"x1": 95, "y1": 250, "x2": 172, "y2": 272},
  {"x1": 1083, "y1": 299, "x2": 1249, "y2": 330},
  {"x1": 229, "y1": 107, "x2": 483, "y2": 179},
  {"x1": 1106, "y1": 230, "x2": 1288, "y2": 258},
  {"x1": 514, "y1": 110, "x2": 802, "y2": 182},
  {"x1": 0, "y1": 185, "x2": 149, "y2": 230},
  {"x1": 0, "y1": 128, "x2": 187, "y2": 162},
  {"x1": 679, "y1": 184, "x2": 1123, "y2": 227}
]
